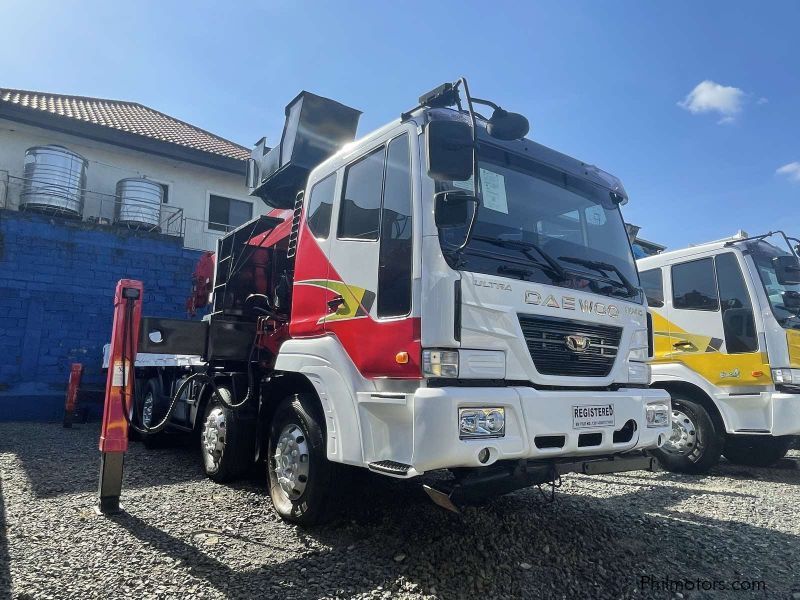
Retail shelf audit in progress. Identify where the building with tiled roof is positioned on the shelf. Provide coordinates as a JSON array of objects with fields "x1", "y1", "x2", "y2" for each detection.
[{"x1": 0, "y1": 87, "x2": 259, "y2": 251}]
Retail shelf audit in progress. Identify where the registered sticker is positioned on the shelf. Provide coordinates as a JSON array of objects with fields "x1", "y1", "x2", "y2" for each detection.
[{"x1": 573, "y1": 404, "x2": 615, "y2": 429}]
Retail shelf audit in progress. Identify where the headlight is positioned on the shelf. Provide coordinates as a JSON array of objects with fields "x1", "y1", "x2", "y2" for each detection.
[
  {"x1": 772, "y1": 368, "x2": 800, "y2": 384},
  {"x1": 628, "y1": 328, "x2": 649, "y2": 362},
  {"x1": 646, "y1": 402, "x2": 670, "y2": 428},
  {"x1": 459, "y1": 407, "x2": 505, "y2": 438},
  {"x1": 422, "y1": 349, "x2": 459, "y2": 378}
]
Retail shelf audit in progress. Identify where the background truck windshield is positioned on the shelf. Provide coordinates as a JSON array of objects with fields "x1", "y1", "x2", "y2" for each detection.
[
  {"x1": 439, "y1": 150, "x2": 641, "y2": 302},
  {"x1": 749, "y1": 240, "x2": 800, "y2": 330}
]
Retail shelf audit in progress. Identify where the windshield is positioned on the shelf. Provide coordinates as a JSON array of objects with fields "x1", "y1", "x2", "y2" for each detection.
[
  {"x1": 749, "y1": 239, "x2": 800, "y2": 330},
  {"x1": 438, "y1": 148, "x2": 642, "y2": 302}
]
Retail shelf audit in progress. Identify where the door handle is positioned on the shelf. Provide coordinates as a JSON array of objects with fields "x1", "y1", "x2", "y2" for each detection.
[
  {"x1": 673, "y1": 340, "x2": 694, "y2": 350},
  {"x1": 327, "y1": 295, "x2": 345, "y2": 314}
]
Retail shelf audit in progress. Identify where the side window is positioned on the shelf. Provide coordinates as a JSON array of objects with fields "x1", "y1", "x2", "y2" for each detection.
[
  {"x1": 306, "y1": 173, "x2": 336, "y2": 239},
  {"x1": 640, "y1": 268, "x2": 664, "y2": 308},
  {"x1": 715, "y1": 252, "x2": 758, "y2": 353},
  {"x1": 338, "y1": 148, "x2": 384, "y2": 240},
  {"x1": 378, "y1": 134, "x2": 413, "y2": 317},
  {"x1": 672, "y1": 258, "x2": 719, "y2": 311}
]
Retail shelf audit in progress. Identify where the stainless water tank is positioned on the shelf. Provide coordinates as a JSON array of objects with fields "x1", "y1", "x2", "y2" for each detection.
[
  {"x1": 20, "y1": 145, "x2": 87, "y2": 216},
  {"x1": 115, "y1": 178, "x2": 163, "y2": 228}
]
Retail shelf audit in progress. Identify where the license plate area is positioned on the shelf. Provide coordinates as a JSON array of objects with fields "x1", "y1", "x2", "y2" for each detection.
[{"x1": 573, "y1": 404, "x2": 615, "y2": 429}]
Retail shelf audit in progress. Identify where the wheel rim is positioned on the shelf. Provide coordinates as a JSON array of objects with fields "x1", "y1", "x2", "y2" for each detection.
[
  {"x1": 202, "y1": 407, "x2": 226, "y2": 472},
  {"x1": 142, "y1": 392, "x2": 154, "y2": 428},
  {"x1": 273, "y1": 423, "x2": 310, "y2": 500},
  {"x1": 663, "y1": 408, "x2": 699, "y2": 457}
]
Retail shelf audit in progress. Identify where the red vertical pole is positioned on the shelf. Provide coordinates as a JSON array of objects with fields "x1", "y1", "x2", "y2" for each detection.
[
  {"x1": 63, "y1": 363, "x2": 83, "y2": 428},
  {"x1": 97, "y1": 279, "x2": 143, "y2": 514}
]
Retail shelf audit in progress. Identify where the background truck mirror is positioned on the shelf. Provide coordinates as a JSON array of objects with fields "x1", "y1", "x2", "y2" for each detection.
[
  {"x1": 774, "y1": 255, "x2": 800, "y2": 285},
  {"x1": 426, "y1": 120, "x2": 474, "y2": 182}
]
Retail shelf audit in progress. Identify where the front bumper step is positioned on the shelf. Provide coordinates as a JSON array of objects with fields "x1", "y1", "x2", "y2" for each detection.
[{"x1": 423, "y1": 452, "x2": 657, "y2": 512}]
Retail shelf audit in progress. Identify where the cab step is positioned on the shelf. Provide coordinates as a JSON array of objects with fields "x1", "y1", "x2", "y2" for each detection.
[{"x1": 368, "y1": 460, "x2": 414, "y2": 477}]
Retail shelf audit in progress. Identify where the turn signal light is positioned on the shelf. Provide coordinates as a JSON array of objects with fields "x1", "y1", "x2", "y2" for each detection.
[{"x1": 395, "y1": 352, "x2": 409, "y2": 364}]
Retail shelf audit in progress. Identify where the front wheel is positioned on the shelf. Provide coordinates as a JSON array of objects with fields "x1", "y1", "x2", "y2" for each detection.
[
  {"x1": 653, "y1": 394, "x2": 723, "y2": 474},
  {"x1": 722, "y1": 435, "x2": 793, "y2": 467},
  {"x1": 267, "y1": 394, "x2": 341, "y2": 525}
]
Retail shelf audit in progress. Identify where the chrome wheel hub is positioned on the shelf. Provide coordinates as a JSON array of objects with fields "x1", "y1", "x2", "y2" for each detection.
[
  {"x1": 142, "y1": 392, "x2": 154, "y2": 428},
  {"x1": 202, "y1": 407, "x2": 226, "y2": 471},
  {"x1": 664, "y1": 409, "x2": 697, "y2": 455},
  {"x1": 273, "y1": 424, "x2": 310, "y2": 500}
]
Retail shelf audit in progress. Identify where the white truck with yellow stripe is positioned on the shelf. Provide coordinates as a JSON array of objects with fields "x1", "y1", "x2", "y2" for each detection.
[{"x1": 638, "y1": 231, "x2": 800, "y2": 473}]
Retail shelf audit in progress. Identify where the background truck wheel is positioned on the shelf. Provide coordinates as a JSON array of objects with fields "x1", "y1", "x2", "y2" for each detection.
[
  {"x1": 140, "y1": 378, "x2": 167, "y2": 449},
  {"x1": 199, "y1": 386, "x2": 252, "y2": 483},
  {"x1": 653, "y1": 394, "x2": 723, "y2": 474},
  {"x1": 267, "y1": 393, "x2": 341, "y2": 525},
  {"x1": 722, "y1": 435, "x2": 793, "y2": 467}
]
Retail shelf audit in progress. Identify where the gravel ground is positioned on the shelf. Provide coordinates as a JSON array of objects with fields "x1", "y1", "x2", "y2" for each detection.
[{"x1": 0, "y1": 423, "x2": 798, "y2": 600}]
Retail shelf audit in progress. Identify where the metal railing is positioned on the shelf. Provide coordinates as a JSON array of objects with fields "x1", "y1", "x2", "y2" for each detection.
[{"x1": 1, "y1": 173, "x2": 250, "y2": 251}]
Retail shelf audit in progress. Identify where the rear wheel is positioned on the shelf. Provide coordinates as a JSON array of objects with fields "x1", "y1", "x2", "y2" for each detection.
[
  {"x1": 267, "y1": 393, "x2": 341, "y2": 525},
  {"x1": 722, "y1": 435, "x2": 793, "y2": 467},
  {"x1": 140, "y1": 378, "x2": 167, "y2": 449},
  {"x1": 653, "y1": 394, "x2": 723, "y2": 474},
  {"x1": 199, "y1": 386, "x2": 253, "y2": 483}
]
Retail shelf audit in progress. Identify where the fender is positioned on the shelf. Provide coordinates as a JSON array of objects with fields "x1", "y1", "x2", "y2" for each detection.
[
  {"x1": 274, "y1": 336, "x2": 369, "y2": 466},
  {"x1": 651, "y1": 363, "x2": 732, "y2": 432}
]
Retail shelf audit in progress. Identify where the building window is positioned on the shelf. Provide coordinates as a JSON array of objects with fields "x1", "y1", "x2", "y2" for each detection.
[
  {"x1": 159, "y1": 183, "x2": 169, "y2": 204},
  {"x1": 639, "y1": 268, "x2": 664, "y2": 308},
  {"x1": 672, "y1": 258, "x2": 719, "y2": 311},
  {"x1": 208, "y1": 195, "x2": 252, "y2": 232}
]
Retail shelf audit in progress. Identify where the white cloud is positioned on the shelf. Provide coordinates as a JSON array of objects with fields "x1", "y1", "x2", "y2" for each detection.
[
  {"x1": 757, "y1": 97, "x2": 769, "y2": 105},
  {"x1": 776, "y1": 162, "x2": 800, "y2": 183},
  {"x1": 678, "y1": 80, "x2": 746, "y2": 124}
]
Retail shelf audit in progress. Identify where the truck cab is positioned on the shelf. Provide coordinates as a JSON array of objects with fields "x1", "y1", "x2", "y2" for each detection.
[
  {"x1": 638, "y1": 231, "x2": 800, "y2": 473},
  {"x1": 134, "y1": 81, "x2": 671, "y2": 523}
]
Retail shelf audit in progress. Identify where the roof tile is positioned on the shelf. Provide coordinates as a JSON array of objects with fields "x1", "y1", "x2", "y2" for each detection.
[{"x1": 0, "y1": 88, "x2": 250, "y2": 161}]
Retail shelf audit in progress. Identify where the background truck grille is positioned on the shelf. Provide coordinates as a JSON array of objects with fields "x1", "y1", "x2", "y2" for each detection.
[{"x1": 517, "y1": 314, "x2": 623, "y2": 377}]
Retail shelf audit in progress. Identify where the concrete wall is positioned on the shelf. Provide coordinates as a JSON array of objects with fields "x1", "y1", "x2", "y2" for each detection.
[
  {"x1": 0, "y1": 119, "x2": 256, "y2": 251},
  {"x1": 0, "y1": 209, "x2": 203, "y2": 421}
]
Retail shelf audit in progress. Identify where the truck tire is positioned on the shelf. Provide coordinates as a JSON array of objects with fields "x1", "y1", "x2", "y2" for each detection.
[
  {"x1": 140, "y1": 378, "x2": 167, "y2": 449},
  {"x1": 267, "y1": 394, "x2": 341, "y2": 525},
  {"x1": 199, "y1": 386, "x2": 252, "y2": 483},
  {"x1": 722, "y1": 435, "x2": 793, "y2": 467},
  {"x1": 653, "y1": 394, "x2": 723, "y2": 474}
]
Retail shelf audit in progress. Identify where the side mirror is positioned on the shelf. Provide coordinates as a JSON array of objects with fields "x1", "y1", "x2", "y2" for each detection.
[
  {"x1": 426, "y1": 120, "x2": 474, "y2": 182},
  {"x1": 783, "y1": 290, "x2": 800, "y2": 310},
  {"x1": 774, "y1": 256, "x2": 800, "y2": 285},
  {"x1": 148, "y1": 330, "x2": 163, "y2": 344},
  {"x1": 435, "y1": 191, "x2": 476, "y2": 229}
]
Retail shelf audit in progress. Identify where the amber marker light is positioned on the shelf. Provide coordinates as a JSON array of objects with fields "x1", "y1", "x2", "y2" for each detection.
[{"x1": 395, "y1": 352, "x2": 409, "y2": 364}]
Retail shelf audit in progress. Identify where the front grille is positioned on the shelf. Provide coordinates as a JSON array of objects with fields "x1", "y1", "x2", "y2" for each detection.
[{"x1": 518, "y1": 313, "x2": 623, "y2": 377}]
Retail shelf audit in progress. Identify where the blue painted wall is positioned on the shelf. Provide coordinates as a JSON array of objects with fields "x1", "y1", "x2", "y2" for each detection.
[{"x1": 0, "y1": 209, "x2": 203, "y2": 421}]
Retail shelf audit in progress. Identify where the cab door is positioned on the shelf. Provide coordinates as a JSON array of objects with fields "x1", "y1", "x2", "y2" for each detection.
[
  {"x1": 324, "y1": 131, "x2": 420, "y2": 378},
  {"x1": 666, "y1": 253, "x2": 767, "y2": 388}
]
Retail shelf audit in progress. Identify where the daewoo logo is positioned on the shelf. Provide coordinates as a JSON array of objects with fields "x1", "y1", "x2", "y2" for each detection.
[
  {"x1": 474, "y1": 279, "x2": 512, "y2": 291},
  {"x1": 565, "y1": 335, "x2": 591, "y2": 353},
  {"x1": 524, "y1": 290, "x2": 620, "y2": 318}
]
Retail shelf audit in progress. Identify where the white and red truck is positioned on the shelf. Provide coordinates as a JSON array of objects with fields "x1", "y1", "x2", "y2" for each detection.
[{"x1": 121, "y1": 80, "x2": 671, "y2": 523}]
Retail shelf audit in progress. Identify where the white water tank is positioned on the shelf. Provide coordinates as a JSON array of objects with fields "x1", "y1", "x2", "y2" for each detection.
[
  {"x1": 20, "y1": 145, "x2": 87, "y2": 217},
  {"x1": 115, "y1": 178, "x2": 163, "y2": 229}
]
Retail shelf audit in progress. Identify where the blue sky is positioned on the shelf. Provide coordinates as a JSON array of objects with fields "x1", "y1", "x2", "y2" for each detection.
[{"x1": 2, "y1": 1, "x2": 798, "y2": 249}]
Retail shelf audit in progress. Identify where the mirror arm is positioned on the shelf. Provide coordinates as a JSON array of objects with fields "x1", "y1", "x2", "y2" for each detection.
[{"x1": 453, "y1": 77, "x2": 482, "y2": 252}]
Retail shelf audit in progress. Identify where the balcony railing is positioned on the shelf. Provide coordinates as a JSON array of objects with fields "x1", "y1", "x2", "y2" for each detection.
[{"x1": 0, "y1": 172, "x2": 237, "y2": 251}]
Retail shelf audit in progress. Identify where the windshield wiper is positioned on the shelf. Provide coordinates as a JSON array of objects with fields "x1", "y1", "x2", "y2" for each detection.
[
  {"x1": 557, "y1": 256, "x2": 639, "y2": 298},
  {"x1": 471, "y1": 234, "x2": 568, "y2": 281}
]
